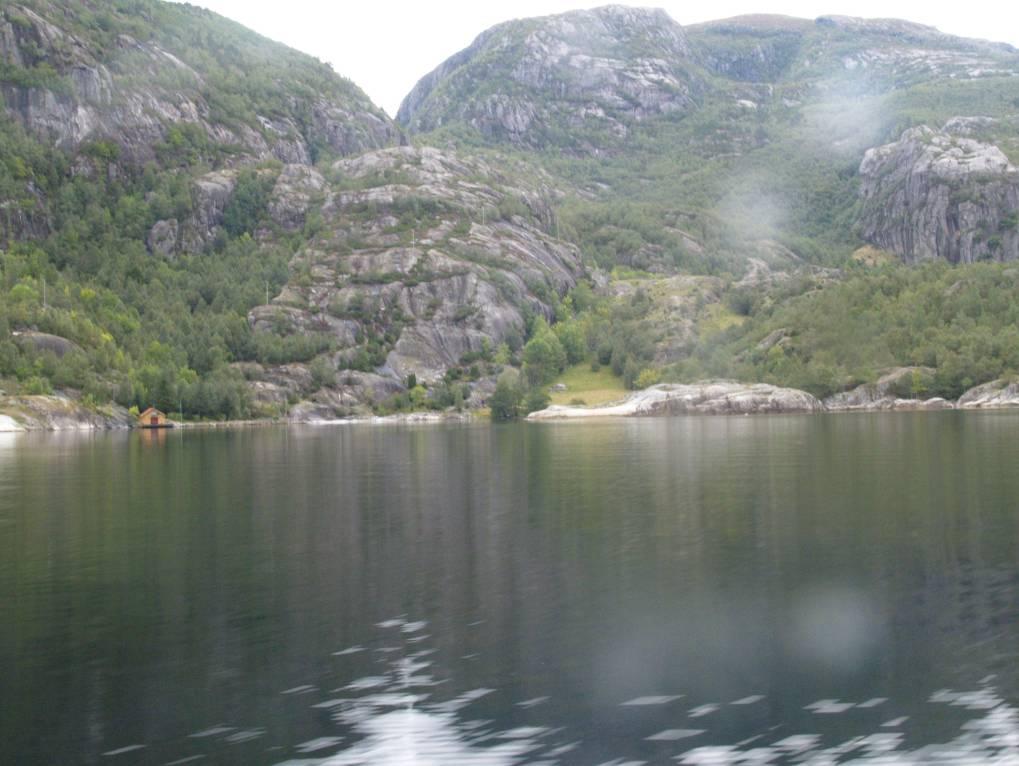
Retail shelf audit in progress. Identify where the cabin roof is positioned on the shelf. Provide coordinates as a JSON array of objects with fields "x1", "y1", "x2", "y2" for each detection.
[{"x1": 139, "y1": 407, "x2": 165, "y2": 418}]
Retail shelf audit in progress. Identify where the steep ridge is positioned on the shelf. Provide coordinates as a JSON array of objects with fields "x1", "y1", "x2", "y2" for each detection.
[
  {"x1": 0, "y1": 0, "x2": 408, "y2": 422},
  {"x1": 397, "y1": 6, "x2": 705, "y2": 152},
  {"x1": 0, "y1": 0, "x2": 395, "y2": 163},
  {"x1": 5, "y1": 2, "x2": 1019, "y2": 424},
  {"x1": 243, "y1": 146, "x2": 583, "y2": 417},
  {"x1": 859, "y1": 120, "x2": 1019, "y2": 263}
]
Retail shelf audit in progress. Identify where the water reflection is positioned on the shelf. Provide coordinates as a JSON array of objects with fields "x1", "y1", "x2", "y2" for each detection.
[
  {"x1": 297, "y1": 617, "x2": 1019, "y2": 766},
  {"x1": 3, "y1": 415, "x2": 1019, "y2": 764}
]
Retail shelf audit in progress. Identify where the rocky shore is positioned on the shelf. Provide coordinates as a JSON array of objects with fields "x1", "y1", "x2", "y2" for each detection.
[
  {"x1": 528, "y1": 381, "x2": 823, "y2": 419},
  {"x1": 0, "y1": 395, "x2": 132, "y2": 432},
  {"x1": 5, "y1": 375, "x2": 1019, "y2": 433},
  {"x1": 527, "y1": 377, "x2": 1019, "y2": 420}
]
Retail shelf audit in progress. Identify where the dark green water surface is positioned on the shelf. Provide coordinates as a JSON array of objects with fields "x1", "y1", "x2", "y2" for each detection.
[{"x1": 2, "y1": 412, "x2": 1018, "y2": 764}]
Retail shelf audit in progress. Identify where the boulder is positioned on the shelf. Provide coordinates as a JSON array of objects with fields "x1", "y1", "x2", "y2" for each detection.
[
  {"x1": 824, "y1": 367, "x2": 936, "y2": 410},
  {"x1": 858, "y1": 123, "x2": 1019, "y2": 263},
  {"x1": 958, "y1": 379, "x2": 1019, "y2": 408}
]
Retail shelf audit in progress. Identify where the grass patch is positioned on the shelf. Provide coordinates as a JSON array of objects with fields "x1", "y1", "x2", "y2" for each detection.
[
  {"x1": 549, "y1": 364, "x2": 628, "y2": 406},
  {"x1": 698, "y1": 303, "x2": 745, "y2": 335},
  {"x1": 851, "y1": 245, "x2": 896, "y2": 267}
]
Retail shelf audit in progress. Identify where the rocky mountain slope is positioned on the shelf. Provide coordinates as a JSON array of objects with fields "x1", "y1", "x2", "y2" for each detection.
[
  {"x1": 400, "y1": 8, "x2": 1019, "y2": 153},
  {"x1": 243, "y1": 146, "x2": 582, "y2": 417},
  {"x1": 0, "y1": 0, "x2": 409, "y2": 421},
  {"x1": 5, "y1": 2, "x2": 1019, "y2": 424},
  {"x1": 397, "y1": 6, "x2": 704, "y2": 151},
  {"x1": 689, "y1": 14, "x2": 1019, "y2": 86},
  {"x1": 400, "y1": 7, "x2": 1019, "y2": 271},
  {"x1": 0, "y1": 0, "x2": 395, "y2": 164},
  {"x1": 859, "y1": 121, "x2": 1019, "y2": 263}
]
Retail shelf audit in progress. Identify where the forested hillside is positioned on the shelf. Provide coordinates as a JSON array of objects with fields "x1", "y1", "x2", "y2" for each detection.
[
  {"x1": 4, "y1": 2, "x2": 1019, "y2": 425},
  {"x1": 396, "y1": 8, "x2": 1019, "y2": 411},
  {"x1": 0, "y1": 0, "x2": 395, "y2": 418}
]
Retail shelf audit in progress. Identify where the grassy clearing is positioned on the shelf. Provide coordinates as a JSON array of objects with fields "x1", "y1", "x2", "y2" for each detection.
[
  {"x1": 698, "y1": 302, "x2": 745, "y2": 335},
  {"x1": 549, "y1": 364, "x2": 628, "y2": 406}
]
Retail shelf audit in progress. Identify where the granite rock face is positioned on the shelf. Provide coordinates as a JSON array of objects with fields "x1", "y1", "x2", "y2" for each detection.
[
  {"x1": 268, "y1": 165, "x2": 327, "y2": 233},
  {"x1": 824, "y1": 367, "x2": 945, "y2": 410},
  {"x1": 246, "y1": 146, "x2": 583, "y2": 398},
  {"x1": 688, "y1": 15, "x2": 812, "y2": 83},
  {"x1": 528, "y1": 380, "x2": 823, "y2": 419},
  {"x1": 859, "y1": 123, "x2": 1019, "y2": 263},
  {"x1": 397, "y1": 6, "x2": 703, "y2": 151},
  {"x1": 11, "y1": 331, "x2": 82, "y2": 358},
  {"x1": 0, "y1": 3, "x2": 396, "y2": 164},
  {"x1": 0, "y1": 394, "x2": 132, "y2": 430},
  {"x1": 957, "y1": 379, "x2": 1019, "y2": 408}
]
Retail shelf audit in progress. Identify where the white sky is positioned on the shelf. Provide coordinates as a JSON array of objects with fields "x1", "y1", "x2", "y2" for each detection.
[{"x1": 170, "y1": 1, "x2": 1019, "y2": 117}]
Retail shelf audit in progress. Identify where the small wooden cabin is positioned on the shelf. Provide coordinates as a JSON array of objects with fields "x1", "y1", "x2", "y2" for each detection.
[{"x1": 138, "y1": 407, "x2": 173, "y2": 429}]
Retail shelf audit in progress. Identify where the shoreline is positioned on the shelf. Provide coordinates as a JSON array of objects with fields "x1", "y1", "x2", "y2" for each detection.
[
  {"x1": 4, "y1": 378, "x2": 1019, "y2": 433},
  {"x1": 6, "y1": 403, "x2": 1019, "y2": 435}
]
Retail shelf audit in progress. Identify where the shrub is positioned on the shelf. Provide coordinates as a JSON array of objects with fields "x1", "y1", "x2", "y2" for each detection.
[{"x1": 489, "y1": 371, "x2": 523, "y2": 422}]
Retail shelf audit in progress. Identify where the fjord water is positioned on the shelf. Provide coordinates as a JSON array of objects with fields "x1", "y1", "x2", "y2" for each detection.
[{"x1": 2, "y1": 414, "x2": 1018, "y2": 765}]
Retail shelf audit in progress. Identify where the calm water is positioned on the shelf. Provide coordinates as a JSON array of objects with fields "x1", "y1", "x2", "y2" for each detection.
[{"x1": 2, "y1": 413, "x2": 1019, "y2": 765}]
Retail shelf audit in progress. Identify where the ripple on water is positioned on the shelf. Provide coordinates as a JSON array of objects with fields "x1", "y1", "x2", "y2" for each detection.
[
  {"x1": 621, "y1": 695, "x2": 682, "y2": 706},
  {"x1": 185, "y1": 617, "x2": 1019, "y2": 766}
]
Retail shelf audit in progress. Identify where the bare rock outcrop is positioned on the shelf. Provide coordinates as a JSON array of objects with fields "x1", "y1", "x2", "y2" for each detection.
[
  {"x1": 0, "y1": 3, "x2": 396, "y2": 164},
  {"x1": 859, "y1": 122, "x2": 1019, "y2": 263},
  {"x1": 247, "y1": 146, "x2": 583, "y2": 386},
  {"x1": 957, "y1": 379, "x2": 1019, "y2": 408},
  {"x1": 11, "y1": 331, "x2": 82, "y2": 358},
  {"x1": 397, "y1": 6, "x2": 703, "y2": 151},
  {"x1": 528, "y1": 381, "x2": 823, "y2": 419},
  {"x1": 0, "y1": 394, "x2": 132, "y2": 431},
  {"x1": 824, "y1": 367, "x2": 949, "y2": 410},
  {"x1": 268, "y1": 164, "x2": 326, "y2": 232}
]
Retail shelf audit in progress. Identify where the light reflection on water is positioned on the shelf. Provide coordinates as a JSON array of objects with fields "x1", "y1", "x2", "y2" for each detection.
[
  {"x1": 264, "y1": 618, "x2": 1019, "y2": 766},
  {"x1": 300, "y1": 618, "x2": 566, "y2": 765},
  {"x1": 6, "y1": 417, "x2": 1019, "y2": 763}
]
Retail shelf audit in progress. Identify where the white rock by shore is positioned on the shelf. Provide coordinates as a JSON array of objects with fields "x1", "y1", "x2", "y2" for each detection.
[
  {"x1": 957, "y1": 379, "x2": 1019, "y2": 408},
  {"x1": 528, "y1": 381, "x2": 823, "y2": 419},
  {"x1": 0, "y1": 395, "x2": 133, "y2": 431},
  {"x1": 0, "y1": 415, "x2": 25, "y2": 432},
  {"x1": 528, "y1": 377, "x2": 1019, "y2": 420}
]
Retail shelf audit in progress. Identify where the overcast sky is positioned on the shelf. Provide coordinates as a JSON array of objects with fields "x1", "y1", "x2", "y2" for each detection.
[{"x1": 170, "y1": 1, "x2": 1019, "y2": 117}]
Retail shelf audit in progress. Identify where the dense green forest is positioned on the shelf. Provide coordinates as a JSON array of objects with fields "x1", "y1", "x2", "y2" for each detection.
[
  {"x1": 0, "y1": 137, "x2": 293, "y2": 417},
  {"x1": 667, "y1": 263, "x2": 1019, "y2": 400}
]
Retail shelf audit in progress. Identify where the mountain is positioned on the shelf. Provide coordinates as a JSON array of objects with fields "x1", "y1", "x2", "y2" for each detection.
[
  {"x1": 244, "y1": 146, "x2": 582, "y2": 418},
  {"x1": 4, "y1": 2, "x2": 1019, "y2": 427},
  {"x1": 0, "y1": 0, "x2": 395, "y2": 163},
  {"x1": 0, "y1": 0, "x2": 584, "y2": 423},
  {"x1": 0, "y1": 0, "x2": 405, "y2": 421},
  {"x1": 400, "y1": 8, "x2": 1019, "y2": 269},
  {"x1": 398, "y1": 6, "x2": 703, "y2": 152}
]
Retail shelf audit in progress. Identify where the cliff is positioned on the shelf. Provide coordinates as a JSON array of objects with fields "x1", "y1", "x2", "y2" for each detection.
[
  {"x1": 397, "y1": 6, "x2": 703, "y2": 152},
  {"x1": 859, "y1": 122, "x2": 1019, "y2": 263}
]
